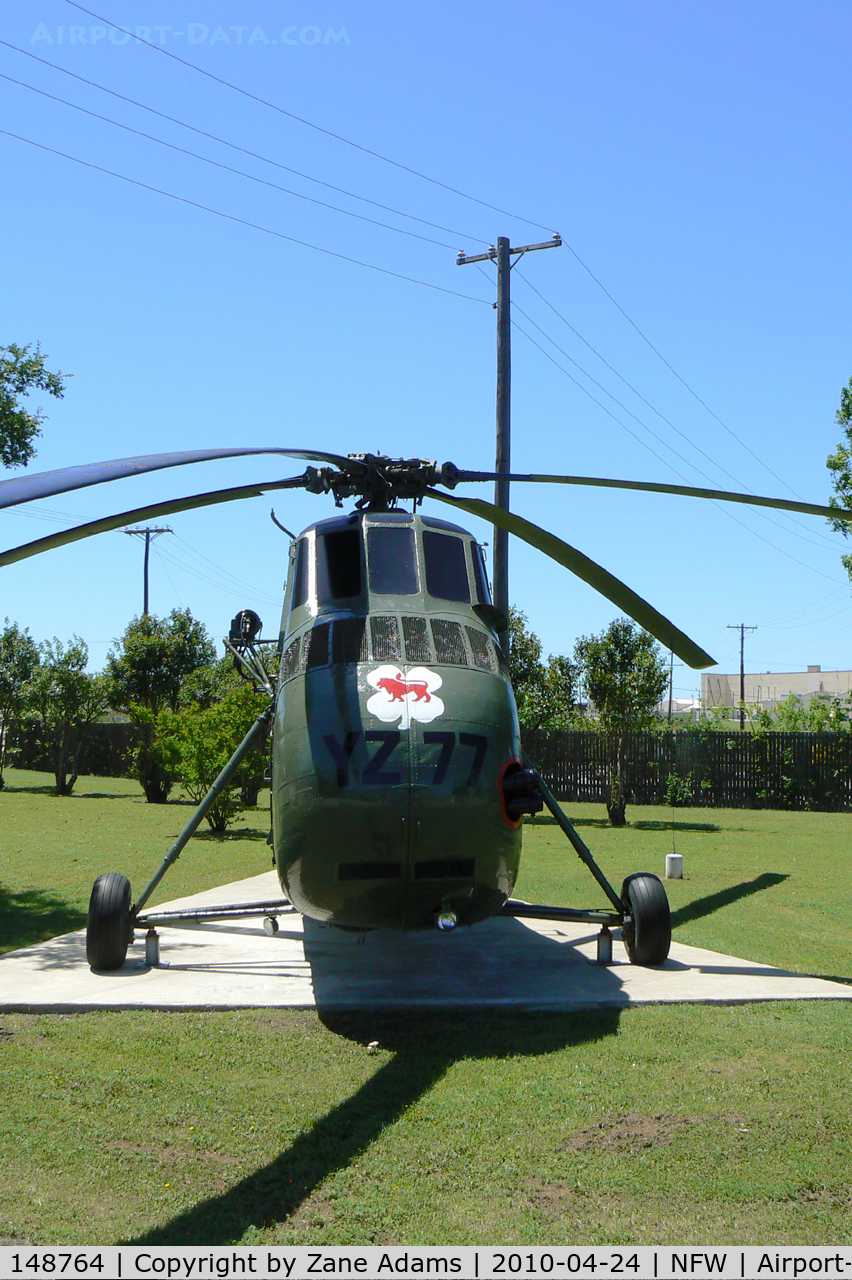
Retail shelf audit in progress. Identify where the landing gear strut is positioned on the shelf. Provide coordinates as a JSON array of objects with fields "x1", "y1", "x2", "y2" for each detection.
[{"x1": 500, "y1": 762, "x2": 672, "y2": 966}]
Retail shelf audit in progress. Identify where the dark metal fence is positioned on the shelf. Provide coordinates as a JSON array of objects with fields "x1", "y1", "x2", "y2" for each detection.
[
  {"x1": 522, "y1": 728, "x2": 852, "y2": 812},
  {"x1": 9, "y1": 722, "x2": 852, "y2": 810}
]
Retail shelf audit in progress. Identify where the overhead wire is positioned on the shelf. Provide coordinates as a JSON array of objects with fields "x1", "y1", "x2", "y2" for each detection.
[
  {"x1": 7, "y1": 29, "x2": 812, "y2": 519},
  {"x1": 171, "y1": 533, "x2": 284, "y2": 604},
  {"x1": 510, "y1": 296, "x2": 840, "y2": 556},
  {"x1": 152, "y1": 539, "x2": 281, "y2": 606},
  {"x1": 7, "y1": 21, "x2": 844, "y2": 608},
  {"x1": 0, "y1": 70, "x2": 461, "y2": 251},
  {"x1": 0, "y1": 40, "x2": 487, "y2": 244},
  {"x1": 515, "y1": 268, "x2": 840, "y2": 551},
  {"x1": 508, "y1": 313, "x2": 840, "y2": 583},
  {"x1": 64, "y1": 0, "x2": 556, "y2": 236},
  {"x1": 520, "y1": 255, "x2": 805, "y2": 499},
  {"x1": 151, "y1": 543, "x2": 184, "y2": 607},
  {"x1": 0, "y1": 129, "x2": 493, "y2": 306},
  {"x1": 16, "y1": 17, "x2": 812, "y2": 512}
]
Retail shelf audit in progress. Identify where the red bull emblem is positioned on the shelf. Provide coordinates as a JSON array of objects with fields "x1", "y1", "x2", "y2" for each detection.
[
  {"x1": 366, "y1": 664, "x2": 444, "y2": 728},
  {"x1": 376, "y1": 673, "x2": 431, "y2": 703}
]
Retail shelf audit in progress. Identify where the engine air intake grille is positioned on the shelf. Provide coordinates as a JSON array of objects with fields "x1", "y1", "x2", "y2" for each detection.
[
  {"x1": 281, "y1": 638, "x2": 301, "y2": 682},
  {"x1": 431, "y1": 619, "x2": 467, "y2": 665},
  {"x1": 371, "y1": 615, "x2": 402, "y2": 661},
  {"x1": 403, "y1": 616, "x2": 431, "y2": 663},
  {"x1": 466, "y1": 626, "x2": 496, "y2": 672}
]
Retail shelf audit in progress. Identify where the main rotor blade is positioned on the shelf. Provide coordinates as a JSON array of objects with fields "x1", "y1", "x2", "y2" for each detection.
[
  {"x1": 451, "y1": 470, "x2": 852, "y2": 523},
  {"x1": 0, "y1": 476, "x2": 307, "y2": 567},
  {"x1": 0, "y1": 447, "x2": 352, "y2": 511},
  {"x1": 426, "y1": 488, "x2": 716, "y2": 668}
]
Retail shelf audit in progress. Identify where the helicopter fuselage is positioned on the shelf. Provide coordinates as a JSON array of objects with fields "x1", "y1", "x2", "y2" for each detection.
[{"x1": 270, "y1": 509, "x2": 527, "y2": 930}]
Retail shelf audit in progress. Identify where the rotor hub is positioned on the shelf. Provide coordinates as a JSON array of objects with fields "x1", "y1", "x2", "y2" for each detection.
[{"x1": 304, "y1": 454, "x2": 458, "y2": 510}]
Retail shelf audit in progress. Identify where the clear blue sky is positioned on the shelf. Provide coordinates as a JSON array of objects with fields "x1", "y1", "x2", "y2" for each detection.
[{"x1": 2, "y1": 0, "x2": 851, "y2": 698}]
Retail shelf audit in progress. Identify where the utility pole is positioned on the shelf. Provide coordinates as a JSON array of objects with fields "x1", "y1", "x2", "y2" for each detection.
[
  {"x1": 668, "y1": 650, "x2": 674, "y2": 725},
  {"x1": 666, "y1": 653, "x2": 685, "y2": 724},
  {"x1": 727, "y1": 623, "x2": 757, "y2": 730},
  {"x1": 457, "y1": 233, "x2": 561, "y2": 657},
  {"x1": 124, "y1": 526, "x2": 172, "y2": 616}
]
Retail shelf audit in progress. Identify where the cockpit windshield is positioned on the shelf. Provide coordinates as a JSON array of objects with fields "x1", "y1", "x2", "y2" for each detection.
[
  {"x1": 367, "y1": 526, "x2": 418, "y2": 595},
  {"x1": 423, "y1": 531, "x2": 470, "y2": 603},
  {"x1": 317, "y1": 528, "x2": 362, "y2": 603}
]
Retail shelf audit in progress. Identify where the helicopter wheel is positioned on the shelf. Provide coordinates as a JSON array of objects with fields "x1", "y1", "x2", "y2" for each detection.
[
  {"x1": 620, "y1": 873, "x2": 671, "y2": 966},
  {"x1": 86, "y1": 873, "x2": 133, "y2": 970}
]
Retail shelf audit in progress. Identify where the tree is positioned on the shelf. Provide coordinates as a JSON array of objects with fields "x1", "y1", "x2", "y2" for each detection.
[
  {"x1": 826, "y1": 374, "x2": 852, "y2": 584},
  {"x1": 508, "y1": 607, "x2": 579, "y2": 731},
  {"x1": 106, "y1": 609, "x2": 215, "y2": 713},
  {"x1": 106, "y1": 610, "x2": 215, "y2": 802},
  {"x1": 166, "y1": 684, "x2": 269, "y2": 831},
  {"x1": 574, "y1": 617, "x2": 668, "y2": 826},
  {"x1": 26, "y1": 637, "x2": 108, "y2": 795},
  {"x1": 0, "y1": 619, "x2": 40, "y2": 789},
  {"x1": 758, "y1": 691, "x2": 851, "y2": 732},
  {"x1": 0, "y1": 343, "x2": 69, "y2": 468}
]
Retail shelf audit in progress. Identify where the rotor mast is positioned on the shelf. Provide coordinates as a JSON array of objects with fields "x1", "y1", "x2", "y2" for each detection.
[{"x1": 457, "y1": 234, "x2": 561, "y2": 658}]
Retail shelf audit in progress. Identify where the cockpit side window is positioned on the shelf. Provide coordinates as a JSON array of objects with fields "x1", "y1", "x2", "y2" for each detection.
[
  {"x1": 317, "y1": 528, "x2": 362, "y2": 603},
  {"x1": 472, "y1": 542, "x2": 492, "y2": 604},
  {"x1": 291, "y1": 537, "x2": 309, "y2": 609},
  {"x1": 367, "y1": 526, "x2": 418, "y2": 595},
  {"x1": 423, "y1": 531, "x2": 471, "y2": 603}
]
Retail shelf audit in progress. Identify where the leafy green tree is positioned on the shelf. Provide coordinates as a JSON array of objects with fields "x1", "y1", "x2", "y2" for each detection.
[
  {"x1": 0, "y1": 619, "x2": 40, "y2": 788},
  {"x1": 826, "y1": 374, "x2": 852, "y2": 584},
  {"x1": 26, "y1": 638, "x2": 108, "y2": 795},
  {"x1": 166, "y1": 685, "x2": 269, "y2": 831},
  {"x1": 760, "y1": 691, "x2": 851, "y2": 732},
  {"x1": 508, "y1": 607, "x2": 579, "y2": 731},
  {"x1": 106, "y1": 609, "x2": 215, "y2": 802},
  {"x1": 0, "y1": 343, "x2": 69, "y2": 468},
  {"x1": 574, "y1": 617, "x2": 668, "y2": 825}
]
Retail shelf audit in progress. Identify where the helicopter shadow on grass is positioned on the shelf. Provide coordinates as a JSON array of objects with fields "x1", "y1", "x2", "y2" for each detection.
[
  {"x1": 126, "y1": 870, "x2": 801, "y2": 1245},
  {"x1": 128, "y1": 916, "x2": 626, "y2": 1247}
]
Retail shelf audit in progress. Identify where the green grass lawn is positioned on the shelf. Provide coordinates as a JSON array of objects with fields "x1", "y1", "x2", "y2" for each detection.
[{"x1": 1, "y1": 768, "x2": 850, "y2": 1247}]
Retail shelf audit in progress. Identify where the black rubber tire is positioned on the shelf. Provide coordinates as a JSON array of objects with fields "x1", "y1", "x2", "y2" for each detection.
[
  {"x1": 621, "y1": 872, "x2": 671, "y2": 966},
  {"x1": 86, "y1": 873, "x2": 132, "y2": 970}
]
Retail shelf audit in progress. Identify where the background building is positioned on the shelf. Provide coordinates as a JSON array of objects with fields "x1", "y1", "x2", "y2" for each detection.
[{"x1": 701, "y1": 665, "x2": 852, "y2": 712}]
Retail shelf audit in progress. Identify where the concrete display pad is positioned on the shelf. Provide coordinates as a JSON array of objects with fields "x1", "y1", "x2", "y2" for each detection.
[{"x1": 1, "y1": 871, "x2": 850, "y2": 1013}]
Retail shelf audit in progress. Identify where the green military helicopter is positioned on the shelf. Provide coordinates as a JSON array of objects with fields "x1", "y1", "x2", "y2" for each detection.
[{"x1": 2, "y1": 448, "x2": 846, "y2": 972}]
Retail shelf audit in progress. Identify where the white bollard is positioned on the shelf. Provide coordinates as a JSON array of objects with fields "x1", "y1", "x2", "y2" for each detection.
[{"x1": 665, "y1": 852, "x2": 683, "y2": 879}]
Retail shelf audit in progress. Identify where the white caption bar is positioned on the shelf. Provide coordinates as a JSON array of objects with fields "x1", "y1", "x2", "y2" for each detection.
[{"x1": 2, "y1": 1246, "x2": 852, "y2": 1280}]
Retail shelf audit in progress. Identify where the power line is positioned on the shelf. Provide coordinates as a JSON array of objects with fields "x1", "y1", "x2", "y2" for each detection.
[
  {"x1": 64, "y1": 0, "x2": 555, "y2": 235},
  {"x1": 0, "y1": 40, "x2": 487, "y2": 245},
  {"x1": 0, "y1": 70, "x2": 460, "y2": 251},
  {"x1": 514, "y1": 268, "x2": 838, "y2": 549},
  {"x1": 510, "y1": 296, "x2": 839, "y2": 557},
  {"x1": 548, "y1": 246, "x2": 803, "y2": 500},
  {"x1": 508, "y1": 315, "x2": 840, "y2": 583},
  {"x1": 0, "y1": 128, "x2": 493, "y2": 306},
  {"x1": 53, "y1": 8, "x2": 803, "y2": 503}
]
